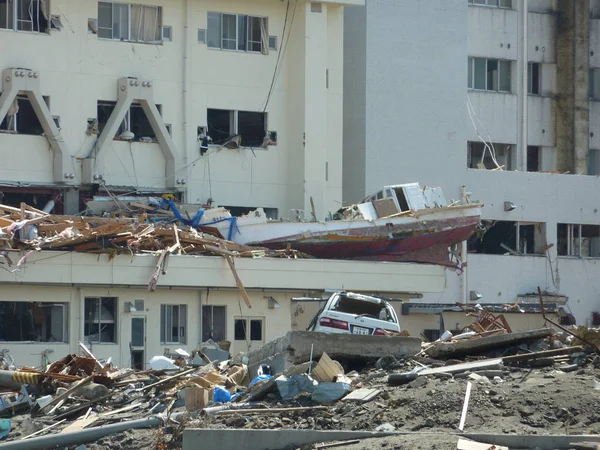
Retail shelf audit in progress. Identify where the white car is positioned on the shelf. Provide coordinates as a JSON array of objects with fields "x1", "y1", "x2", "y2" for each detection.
[{"x1": 307, "y1": 291, "x2": 401, "y2": 335}]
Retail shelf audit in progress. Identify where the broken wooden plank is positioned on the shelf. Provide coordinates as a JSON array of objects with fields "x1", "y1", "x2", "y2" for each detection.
[
  {"x1": 458, "y1": 381, "x2": 472, "y2": 432},
  {"x1": 22, "y1": 419, "x2": 66, "y2": 439},
  {"x1": 60, "y1": 416, "x2": 98, "y2": 434},
  {"x1": 214, "y1": 406, "x2": 327, "y2": 415},
  {"x1": 138, "y1": 368, "x2": 196, "y2": 392},
  {"x1": 38, "y1": 375, "x2": 94, "y2": 414},
  {"x1": 223, "y1": 252, "x2": 252, "y2": 308},
  {"x1": 342, "y1": 388, "x2": 381, "y2": 403},
  {"x1": 502, "y1": 346, "x2": 583, "y2": 365},
  {"x1": 312, "y1": 352, "x2": 344, "y2": 383}
]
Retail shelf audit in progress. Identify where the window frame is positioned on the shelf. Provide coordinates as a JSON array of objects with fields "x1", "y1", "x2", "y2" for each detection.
[
  {"x1": 233, "y1": 317, "x2": 264, "y2": 342},
  {"x1": 84, "y1": 297, "x2": 117, "y2": 344},
  {"x1": 0, "y1": 0, "x2": 50, "y2": 34},
  {"x1": 97, "y1": 1, "x2": 162, "y2": 44},
  {"x1": 468, "y1": 57, "x2": 512, "y2": 93},
  {"x1": 557, "y1": 224, "x2": 600, "y2": 258},
  {"x1": 468, "y1": 0, "x2": 512, "y2": 8},
  {"x1": 0, "y1": 301, "x2": 69, "y2": 343},
  {"x1": 207, "y1": 108, "x2": 269, "y2": 148},
  {"x1": 207, "y1": 11, "x2": 268, "y2": 54},
  {"x1": 160, "y1": 304, "x2": 187, "y2": 345}
]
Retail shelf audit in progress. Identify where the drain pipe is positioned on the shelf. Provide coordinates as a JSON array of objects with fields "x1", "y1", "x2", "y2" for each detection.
[
  {"x1": 181, "y1": 0, "x2": 191, "y2": 199},
  {"x1": 461, "y1": 186, "x2": 468, "y2": 303},
  {"x1": 520, "y1": 0, "x2": 528, "y2": 171},
  {"x1": 0, "y1": 417, "x2": 162, "y2": 450}
]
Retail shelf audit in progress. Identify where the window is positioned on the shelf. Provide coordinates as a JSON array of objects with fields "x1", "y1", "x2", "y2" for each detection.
[
  {"x1": 84, "y1": 297, "x2": 117, "y2": 343},
  {"x1": 589, "y1": 149, "x2": 600, "y2": 175},
  {"x1": 161, "y1": 25, "x2": 171, "y2": 41},
  {"x1": 558, "y1": 224, "x2": 600, "y2": 257},
  {"x1": 468, "y1": 0, "x2": 512, "y2": 7},
  {"x1": 590, "y1": 68, "x2": 600, "y2": 100},
  {"x1": 234, "y1": 317, "x2": 264, "y2": 342},
  {"x1": 207, "y1": 109, "x2": 268, "y2": 147},
  {"x1": 0, "y1": 95, "x2": 48, "y2": 135},
  {"x1": 0, "y1": 0, "x2": 49, "y2": 33},
  {"x1": 207, "y1": 12, "x2": 268, "y2": 54},
  {"x1": 97, "y1": 2, "x2": 161, "y2": 43},
  {"x1": 311, "y1": 2, "x2": 323, "y2": 13},
  {"x1": 202, "y1": 305, "x2": 226, "y2": 342},
  {"x1": 528, "y1": 62, "x2": 540, "y2": 95},
  {"x1": 160, "y1": 304, "x2": 187, "y2": 344},
  {"x1": 97, "y1": 100, "x2": 162, "y2": 141},
  {"x1": 268, "y1": 35, "x2": 277, "y2": 50},
  {"x1": 527, "y1": 146, "x2": 540, "y2": 172},
  {"x1": 0, "y1": 301, "x2": 67, "y2": 342},
  {"x1": 467, "y1": 141, "x2": 513, "y2": 170},
  {"x1": 197, "y1": 28, "x2": 206, "y2": 43},
  {"x1": 468, "y1": 221, "x2": 545, "y2": 255},
  {"x1": 468, "y1": 57, "x2": 511, "y2": 92}
]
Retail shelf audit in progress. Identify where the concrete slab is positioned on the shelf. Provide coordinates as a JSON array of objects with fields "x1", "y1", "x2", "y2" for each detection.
[
  {"x1": 460, "y1": 433, "x2": 600, "y2": 450},
  {"x1": 418, "y1": 358, "x2": 503, "y2": 376},
  {"x1": 424, "y1": 328, "x2": 554, "y2": 359},
  {"x1": 245, "y1": 331, "x2": 421, "y2": 377},
  {"x1": 182, "y1": 429, "x2": 396, "y2": 450}
]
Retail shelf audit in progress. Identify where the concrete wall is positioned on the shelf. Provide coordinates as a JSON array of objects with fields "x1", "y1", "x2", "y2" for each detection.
[
  {"x1": 343, "y1": 0, "x2": 600, "y2": 322},
  {"x1": 0, "y1": 0, "x2": 356, "y2": 219}
]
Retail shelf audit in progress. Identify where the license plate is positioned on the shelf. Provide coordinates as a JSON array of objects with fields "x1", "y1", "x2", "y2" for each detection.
[{"x1": 352, "y1": 326, "x2": 370, "y2": 335}]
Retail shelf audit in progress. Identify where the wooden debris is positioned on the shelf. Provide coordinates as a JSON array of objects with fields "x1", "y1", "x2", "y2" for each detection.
[
  {"x1": 342, "y1": 388, "x2": 382, "y2": 403},
  {"x1": 22, "y1": 419, "x2": 66, "y2": 439},
  {"x1": 312, "y1": 352, "x2": 344, "y2": 383}
]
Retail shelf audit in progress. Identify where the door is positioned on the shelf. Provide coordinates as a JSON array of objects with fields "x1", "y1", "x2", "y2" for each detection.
[{"x1": 130, "y1": 317, "x2": 146, "y2": 370}]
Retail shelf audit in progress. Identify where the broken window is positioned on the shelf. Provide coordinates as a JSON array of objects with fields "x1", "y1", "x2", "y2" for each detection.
[
  {"x1": 206, "y1": 109, "x2": 268, "y2": 147},
  {"x1": 202, "y1": 305, "x2": 226, "y2": 342},
  {"x1": 527, "y1": 146, "x2": 540, "y2": 172},
  {"x1": 207, "y1": 12, "x2": 268, "y2": 54},
  {"x1": 468, "y1": 57, "x2": 511, "y2": 92},
  {"x1": 467, "y1": 141, "x2": 512, "y2": 170},
  {"x1": 0, "y1": 301, "x2": 67, "y2": 342},
  {"x1": 0, "y1": 0, "x2": 49, "y2": 33},
  {"x1": 97, "y1": 2, "x2": 161, "y2": 43},
  {"x1": 468, "y1": 221, "x2": 546, "y2": 255},
  {"x1": 557, "y1": 224, "x2": 600, "y2": 257},
  {"x1": 221, "y1": 206, "x2": 279, "y2": 220},
  {"x1": 234, "y1": 317, "x2": 264, "y2": 342},
  {"x1": 160, "y1": 304, "x2": 187, "y2": 344},
  {"x1": 528, "y1": 62, "x2": 540, "y2": 95},
  {"x1": 84, "y1": 297, "x2": 117, "y2": 344},
  {"x1": 0, "y1": 95, "x2": 47, "y2": 135},
  {"x1": 332, "y1": 295, "x2": 397, "y2": 322},
  {"x1": 97, "y1": 100, "x2": 161, "y2": 142}
]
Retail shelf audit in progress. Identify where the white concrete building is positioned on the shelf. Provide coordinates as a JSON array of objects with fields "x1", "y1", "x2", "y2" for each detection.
[
  {"x1": 0, "y1": 0, "x2": 363, "y2": 220},
  {"x1": 343, "y1": 0, "x2": 600, "y2": 325}
]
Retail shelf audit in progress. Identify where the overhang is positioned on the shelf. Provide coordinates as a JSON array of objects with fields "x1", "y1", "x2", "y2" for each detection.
[{"x1": 0, "y1": 251, "x2": 445, "y2": 293}]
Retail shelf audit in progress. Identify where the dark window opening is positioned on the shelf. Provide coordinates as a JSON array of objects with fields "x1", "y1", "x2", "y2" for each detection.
[
  {"x1": 234, "y1": 318, "x2": 246, "y2": 341},
  {"x1": 207, "y1": 108, "x2": 233, "y2": 144},
  {"x1": 97, "y1": 101, "x2": 161, "y2": 142},
  {"x1": 238, "y1": 111, "x2": 266, "y2": 147},
  {"x1": 467, "y1": 141, "x2": 512, "y2": 170},
  {"x1": 0, "y1": 95, "x2": 48, "y2": 135},
  {"x1": 528, "y1": 62, "x2": 540, "y2": 95},
  {"x1": 468, "y1": 221, "x2": 517, "y2": 254},
  {"x1": 0, "y1": 0, "x2": 49, "y2": 33},
  {"x1": 84, "y1": 297, "x2": 117, "y2": 344},
  {"x1": 527, "y1": 146, "x2": 540, "y2": 172},
  {"x1": 202, "y1": 305, "x2": 226, "y2": 342},
  {"x1": 0, "y1": 301, "x2": 67, "y2": 342},
  {"x1": 393, "y1": 188, "x2": 410, "y2": 212},
  {"x1": 221, "y1": 206, "x2": 279, "y2": 220},
  {"x1": 469, "y1": 221, "x2": 544, "y2": 255},
  {"x1": 0, "y1": 188, "x2": 62, "y2": 214},
  {"x1": 334, "y1": 296, "x2": 381, "y2": 317},
  {"x1": 250, "y1": 319, "x2": 262, "y2": 341}
]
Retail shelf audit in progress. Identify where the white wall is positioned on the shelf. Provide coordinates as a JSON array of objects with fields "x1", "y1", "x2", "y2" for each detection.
[{"x1": 0, "y1": 0, "x2": 351, "y2": 219}]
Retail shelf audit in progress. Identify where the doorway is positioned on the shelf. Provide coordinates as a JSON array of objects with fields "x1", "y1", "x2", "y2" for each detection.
[{"x1": 130, "y1": 317, "x2": 146, "y2": 370}]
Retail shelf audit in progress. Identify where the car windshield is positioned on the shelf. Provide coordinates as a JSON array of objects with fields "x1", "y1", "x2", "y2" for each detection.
[{"x1": 333, "y1": 295, "x2": 396, "y2": 323}]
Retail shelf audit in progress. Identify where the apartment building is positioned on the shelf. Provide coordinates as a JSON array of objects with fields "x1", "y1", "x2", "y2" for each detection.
[
  {"x1": 0, "y1": 0, "x2": 388, "y2": 367},
  {"x1": 0, "y1": 0, "x2": 360, "y2": 220},
  {"x1": 344, "y1": 0, "x2": 600, "y2": 325}
]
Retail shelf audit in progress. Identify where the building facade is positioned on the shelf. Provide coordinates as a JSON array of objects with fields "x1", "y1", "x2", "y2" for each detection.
[
  {"x1": 0, "y1": 0, "x2": 363, "y2": 221},
  {"x1": 343, "y1": 0, "x2": 600, "y2": 324}
]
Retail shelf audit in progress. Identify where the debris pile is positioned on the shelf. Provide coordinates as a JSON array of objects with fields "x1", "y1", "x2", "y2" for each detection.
[{"x1": 0, "y1": 323, "x2": 598, "y2": 449}]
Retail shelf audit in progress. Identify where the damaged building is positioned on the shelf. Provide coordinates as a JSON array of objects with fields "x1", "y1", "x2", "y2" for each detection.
[{"x1": 343, "y1": 0, "x2": 600, "y2": 325}]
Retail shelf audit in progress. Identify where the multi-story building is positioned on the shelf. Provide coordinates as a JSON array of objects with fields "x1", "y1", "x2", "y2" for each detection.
[{"x1": 344, "y1": 0, "x2": 600, "y2": 325}]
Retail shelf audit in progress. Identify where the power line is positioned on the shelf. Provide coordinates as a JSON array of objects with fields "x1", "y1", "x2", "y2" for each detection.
[{"x1": 260, "y1": 0, "x2": 291, "y2": 113}]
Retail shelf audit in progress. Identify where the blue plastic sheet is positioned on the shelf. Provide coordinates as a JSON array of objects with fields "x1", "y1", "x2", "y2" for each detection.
[
  {"x1": 213, "y1": 386, "x2": 232, "y2": 403},
  {"x1": 0, "y1": 419, "x2": 10, "y2": 439},
  {"x1": 248, "y1": 374, "x2": 271, "y2": 388}
]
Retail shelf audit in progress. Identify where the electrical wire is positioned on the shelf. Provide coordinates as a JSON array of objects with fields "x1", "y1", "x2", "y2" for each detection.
[
  {"x1": 260, "y1": 0, "x2": 292, "y2": 113},
  {"x1": 466, "y1": 95, "x2": 503, "y2": 170}
]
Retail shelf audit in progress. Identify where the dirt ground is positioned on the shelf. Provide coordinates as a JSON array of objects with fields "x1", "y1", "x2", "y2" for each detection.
[{"x1": 6, "y1": 355, "x2": 600, "y2": 449}]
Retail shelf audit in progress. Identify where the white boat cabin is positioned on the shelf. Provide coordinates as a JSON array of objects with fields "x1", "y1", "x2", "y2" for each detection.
[{"x1": 359, "y1": 183, "x2": 448, "y2": 220}]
